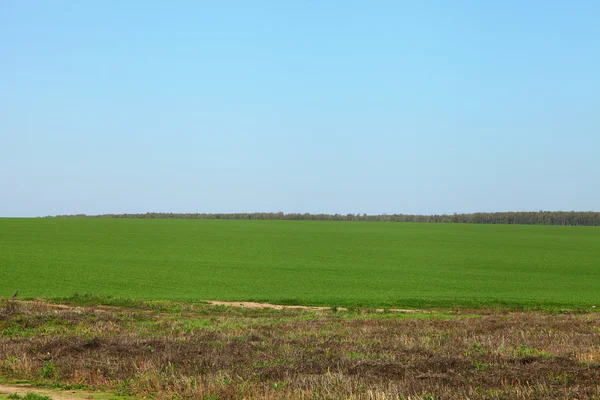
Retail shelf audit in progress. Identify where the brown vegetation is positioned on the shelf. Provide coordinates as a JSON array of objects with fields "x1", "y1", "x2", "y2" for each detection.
[{"x1": 1, "y1": 300, "x2": 600, "y2": 399}]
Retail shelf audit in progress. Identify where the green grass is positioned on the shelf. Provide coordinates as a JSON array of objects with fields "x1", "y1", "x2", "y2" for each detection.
[{"x1": 1, "y1": 218, "x2": 600, "y2": 308}]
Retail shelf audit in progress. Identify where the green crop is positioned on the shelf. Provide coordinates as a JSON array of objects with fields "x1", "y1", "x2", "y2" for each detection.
[{"x1": 1, "y1": 218, "x2": 599, "y2": 308}]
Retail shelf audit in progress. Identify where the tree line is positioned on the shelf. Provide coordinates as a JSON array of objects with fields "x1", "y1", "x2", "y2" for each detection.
[{"x1": 50, "y1": 211, "x2": 600, "y2": 226}]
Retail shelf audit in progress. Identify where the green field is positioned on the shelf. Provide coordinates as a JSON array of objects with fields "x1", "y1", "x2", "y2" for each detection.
[{"x1": 1, "y1": 218, "x2": 599, "y2": 308}]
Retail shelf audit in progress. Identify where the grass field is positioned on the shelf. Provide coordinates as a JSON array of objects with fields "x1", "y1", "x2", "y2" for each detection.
[{"x1": 1, "y1": 218, "x2": 600, "y2": 309}]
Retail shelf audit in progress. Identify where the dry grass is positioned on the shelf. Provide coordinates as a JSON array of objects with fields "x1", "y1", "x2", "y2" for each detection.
[{"x1": 1, "y1": 299, "x2": 600, "y2": 399}]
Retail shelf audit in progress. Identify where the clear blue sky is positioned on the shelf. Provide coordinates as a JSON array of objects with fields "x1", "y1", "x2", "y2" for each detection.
[{"x1": 1, "y1": 1, "x2": 598, "y2": 217}]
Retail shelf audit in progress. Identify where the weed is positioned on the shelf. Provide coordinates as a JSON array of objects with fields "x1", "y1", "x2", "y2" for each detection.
[
  {"x1": 472, "y1": 361, "x2": 490, "y2": 371},
  {"x1": 551, "y1": 372, "x2": 573, "y2": 384},
  {"x1": 345, "y1": 352, "x2": 366, "y2": 360},
  {"x1": 50, "y1": 382, "x2": 88, "y2": 391},
  {"x1": 24, "y1": 395, "x2": 53, "y2": 400},
  {"x1": 114, "y1": 379, "x2": 133, "y2": 396},
  {"x1": 471, "y1": 343, "x2": 486, "y2": 355},
  {"x1": 5, "y1": 355, "x2": 19, "y2": 363},
  {"x1": 514, "y1": 344, "x2": 552, "y2": 359},
  {"x1": 40, "y1": 360, "x2": 57, "y2": 379},
  {"x1": 7, "y1": 394, "x2": 53, "y2": 400}
]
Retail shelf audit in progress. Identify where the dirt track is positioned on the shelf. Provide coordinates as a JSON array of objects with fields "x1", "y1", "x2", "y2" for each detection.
[
  {"x1": 207, "y1": 300, "x2": 421, "y2": 313},
  {"x1": 18, "y1": 299, "x2": 421, "y2": 314},
  {"x1": 0, "y1": 383, "x2": 105, "y2": 400}
]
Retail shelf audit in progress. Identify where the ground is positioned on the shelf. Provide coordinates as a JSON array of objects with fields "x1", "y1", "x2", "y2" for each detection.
[
  {"x1": 0, "y1": 383, "x2": 132, "y2": 400},
  {"x1": 1, "y1": 298, "x2": 600, "y2": 399}
]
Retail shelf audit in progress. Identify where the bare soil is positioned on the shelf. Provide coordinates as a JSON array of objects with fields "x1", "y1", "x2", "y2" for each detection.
[
  {"x1": 0, "y1": 383, "x2": 103, "y2": 400},
  {"x1": 207, "y1": 300, "x2": 421, "y2": 313}
]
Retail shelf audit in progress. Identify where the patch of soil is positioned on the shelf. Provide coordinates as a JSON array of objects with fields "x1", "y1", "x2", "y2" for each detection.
[
  {"x1": 0, "y1": 383, "x2": 110, "y2": 400},
  {"x1": 207, "y1": 300, "x2": 421, "y2": 313}
]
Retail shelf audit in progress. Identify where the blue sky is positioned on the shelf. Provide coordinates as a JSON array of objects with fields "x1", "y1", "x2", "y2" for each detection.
[{"x1": 1, "y1": 1, "x2": 598, "y2": 217}]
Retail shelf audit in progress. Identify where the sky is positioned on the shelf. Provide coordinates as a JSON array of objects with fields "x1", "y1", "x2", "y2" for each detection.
[{"x1": 1, "y1": 1, "x2": 599, "y2": 217}]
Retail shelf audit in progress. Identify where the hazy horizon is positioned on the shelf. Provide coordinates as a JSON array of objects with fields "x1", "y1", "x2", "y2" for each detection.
[{"x1": 2, "y1": 1, "x2": 598, "y2": 217}]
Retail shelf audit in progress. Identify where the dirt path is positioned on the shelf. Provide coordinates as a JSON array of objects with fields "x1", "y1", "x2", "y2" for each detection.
[
  {"x1": 0, "y1": 383, "x2": 110, "y2": 400},
  {"x1": 14, "y1": 299, "x2": 422, "y2": 315},
  {"x1": 207, "y1": 300, "x2": 422, "y2": 313}
]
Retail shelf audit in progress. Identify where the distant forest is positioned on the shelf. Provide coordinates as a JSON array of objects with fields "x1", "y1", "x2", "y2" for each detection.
[{"x1": 52, "y1": 211, "x2": 600, "y2": 226}]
